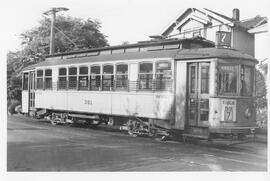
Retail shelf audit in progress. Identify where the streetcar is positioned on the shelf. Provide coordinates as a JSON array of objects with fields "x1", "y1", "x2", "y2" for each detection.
[{"x1": 21, "y1": 37, "x2": 258, "y2": 142}]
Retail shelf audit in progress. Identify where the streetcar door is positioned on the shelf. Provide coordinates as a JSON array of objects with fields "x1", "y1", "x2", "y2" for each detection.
[
  {"x1": 29, "y1": 71, "x2": 35, "y2": 111},
  {"x1": 188, "y1": 63, "x2": 210, "y2": 127}
]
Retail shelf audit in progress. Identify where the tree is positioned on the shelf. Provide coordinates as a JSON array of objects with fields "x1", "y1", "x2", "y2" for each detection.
[
  {"x1": 19, "y1": 15, "x2": 108, "y2": 64},
  {"x1": 7, "y1": 15, "x2": 109, "y2": 104}
]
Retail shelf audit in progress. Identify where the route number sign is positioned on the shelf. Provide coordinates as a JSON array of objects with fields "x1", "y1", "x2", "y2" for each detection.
[
  {"x1": 221, "y1": 99, "x2": 236, "y2": 122},
  {"x1": 216, "y1": 31, "x2": 231, "y2": 47}
]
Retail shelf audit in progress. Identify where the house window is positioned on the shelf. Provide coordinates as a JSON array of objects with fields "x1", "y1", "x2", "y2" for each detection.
[
  {"x1": 23, "y1": 72, "x2": 29, "y2": 90},
  {"x1": 116, "y1": 64, "x2": 128, "y2": 90},
  {"x1": 155, "y1": 61, "x2": 172, "y2": 91},
  {"x1": 102, "y1": 65, "x2": 114, "y2": 91},
  {"x1": 68, "y1": 67, "x2": 77, "y2": 89},
  {"x1": 58, "y1": 68, "x2": 67, "y2": 90},
  {"x1": 241, "y1": 65, "x2": 253, "y2": 96},
  {"x1": 44, "y1": 69, "x2": 52, "y2": 89},
  {"x1": 36, "y1": 69, "x2": 43, "y2": 90},
  {"x1": 90, "y1": 65, "x2": 101, "y2": 91},
  {"x1": 218, "y1": 65, "x2": 238, "y2": 95},
  {"x1": 138, "y1": 62, "x2": 153, "y2": 90},
  {"x1": 79, "y1": 66, "x2": 89, "y2": 90}
]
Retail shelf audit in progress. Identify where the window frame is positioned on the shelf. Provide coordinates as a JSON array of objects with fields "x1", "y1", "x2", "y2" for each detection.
[
  {"x1": 115, "y1": 63, "x2": 128, "y2": 91},
  {"x1": 102, "y1": 64, "x2": 114, "y2": 91},
  {"x1": 36, "y1": 69, "x2": 44, "y2": 90},
  {"x1": 22, "y1": 72, "x2": 29, "y2": 90},
  {"x1": 58, "y1": 67, "x2": 67, "y2": 90},
  {"x1": 240, "y1": 65, "x2": 254, "y2": 96},
  {"x1": 90, "y1": 65, "x2": 101, "y2": 91},
  {"x1": 68, "y1": 66, "x2": 78, "y2": 90},
  {"x1": 155, "y1": 61, "x2": 173, "y2": 91},
  {"x1": 78, "y1": 66, "x2": 89, "y2": 91},
  {"x1": 138, "y1": 62, "x2": 154, "y2": 91},
  {"x1": 44, "y1": 69, "x2": 52, "y2": 90},
  {"x1": 218, "y1": 63, "x2": 240, "y2": 96}
]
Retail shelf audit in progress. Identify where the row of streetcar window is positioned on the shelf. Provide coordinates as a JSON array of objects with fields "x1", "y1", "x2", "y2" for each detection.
[
  {"x1": 31, "y1": 62, "x2": 172, "y2": 91},
  {"x1": 22, "y1": 63, "x2": 254, "y2": 96}
]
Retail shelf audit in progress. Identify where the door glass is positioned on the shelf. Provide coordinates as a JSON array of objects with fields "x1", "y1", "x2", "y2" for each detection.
[
  {"x1": 200, "y1": 99, "x2": 209, "y2": 121},
  {"x1": 201, "y1": 66, "x2": 209, "y2": 93},
  {"x1": 190, "y1": 66, "x2": 196, "y2": 93}
]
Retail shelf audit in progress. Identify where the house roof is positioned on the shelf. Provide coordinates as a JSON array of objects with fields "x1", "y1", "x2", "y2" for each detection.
[
  {"x1": 239, "y1": 16, "x2": 267, "y2": 29},
  {"x1": 203, "y1": 8, "x2": 234, "y2": 22},
  {"x1": 160, "y1": 8, "x2": 267, "y2": 36}
]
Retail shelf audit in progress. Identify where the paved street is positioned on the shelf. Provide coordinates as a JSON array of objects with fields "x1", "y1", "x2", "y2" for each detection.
[{"x1": 7, "y1": 115, "x2": 267, "y2": 171}]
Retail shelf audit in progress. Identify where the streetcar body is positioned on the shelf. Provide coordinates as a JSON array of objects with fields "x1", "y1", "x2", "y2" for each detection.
[{"x1": 21, "y1": 38, "x2": 258, "y2": 140}]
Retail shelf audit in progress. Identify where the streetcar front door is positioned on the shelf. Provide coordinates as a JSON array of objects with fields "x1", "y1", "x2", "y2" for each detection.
[
  {"x1": 188, "y1": 63, "x2": 210, "y2": 127},
  {"x1": 29, "y1": 71, "x2": 35, "y2": 111}
]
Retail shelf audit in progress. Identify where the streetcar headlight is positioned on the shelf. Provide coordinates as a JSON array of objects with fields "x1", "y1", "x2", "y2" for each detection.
[{"x1": 244, "y1": 107, "x2": 252, "y2": 119}]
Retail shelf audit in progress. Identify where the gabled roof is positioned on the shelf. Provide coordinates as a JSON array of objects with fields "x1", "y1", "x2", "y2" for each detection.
[
  {"x1": 160, "y1": 8, "x2": 235, "y2": 36},
  {"x1": 160, "y1": 8, "x2": 267, "y2": 36},
  {"x1": 203, "y1": 8, "x2": 234, "y2": 22}
]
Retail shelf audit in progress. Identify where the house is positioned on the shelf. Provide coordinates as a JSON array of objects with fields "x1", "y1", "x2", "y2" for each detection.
[
  {"x1": 158, "y1": 8, "x2": 267, "y2": 57},
  {"x1": 248, "y1": 17, "x2": 268, "y2": 64}
]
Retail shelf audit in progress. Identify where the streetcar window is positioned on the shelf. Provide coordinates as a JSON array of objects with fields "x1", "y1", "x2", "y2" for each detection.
[
  {"x1": 102, "y1": 65, "x2": 114, "y2": 91},
  {"x1": 241, "y1": 65, "x2": 253, "y2": 96},
  {"x1": 79, "y1": 66, "x2": 89, "y2": 90},
  {"x1": 218, "y1": 65, "x2": 238, "y2": 95},
  {"x1": 155, "y1": 61, "x2": 172, "y2": 91},
  {"x1": 116, "y1": 64, "x2": 128, "y2": 90},
  {"x1": 58, "y1": 68, "x2": 67, "y2": 90},
  {"x1": 201, "y1": 65, "x2": 209, "y2": 93},
  {"x1": 36, "y1": 69, "x2": 43, "y2": 90},
  {"x1": 90, "y1": 66, "x2": 101, "y2": 91},
  {"x1": 44, "y1": 69, "x2": 52, "y2": 90},
  {"x1": 23, "y1": 72, "x2": 29, "y2": 90},
  {"x1": 68, "y1": 67, "x2": 77, "y2": 89},
  {"x1": 138, "y1": 63, "x2": 153, "y2": 90}
]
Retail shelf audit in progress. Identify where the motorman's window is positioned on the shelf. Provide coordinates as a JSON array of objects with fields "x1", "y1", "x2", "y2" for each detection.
[
  {"x1": 241, "y1": 65, "x2": 253, "y2": 96},
  {"x1": 218, "y1": 65, "x2": 238, "y2": 95},
  {"x1": 139, "y1": 63, "x2": 153, "y2": 90},
  {"x1": 79, "y1": 66, "x2": 89, "y2": 90},
  {"x1": 44, "y1": 69, "x2": 52, "y2": 90},
  {"x1": 116, "y1": 64, "x2": 128, "y2": 90},
  {"x1": 23, "y1": 72, "x2": 29, "y2": 90},
  {"x1": 36, "y1": 70, "x2": 43, "y2": 90},
  {"x1": 102, "y1": 65, "x2": 114, "y2": 91},
  {"x1": 68, "y1": 67, "x2": 77, "y2": 89},
  {"x1": 155, "y1": 61, "x2": 172, "y2": 91},
  {"x1": 58, "y1": 68, "x2": 67, "y2": 90},
  {"x1": 90, "y1": 66, "x2": 101, "y2": 91},
  {"x1": 200, "y1": 65, "x2": 209, "y2": 93}
]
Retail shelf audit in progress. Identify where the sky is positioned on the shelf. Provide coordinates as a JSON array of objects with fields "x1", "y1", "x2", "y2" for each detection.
[{"x1": 1, "y1": 0, "x2": 269, "y2": 52}]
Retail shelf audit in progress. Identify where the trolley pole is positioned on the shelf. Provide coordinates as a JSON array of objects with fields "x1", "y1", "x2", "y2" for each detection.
[{"x1": 43, "y1": 7, "x2": 69, "y2": 55}]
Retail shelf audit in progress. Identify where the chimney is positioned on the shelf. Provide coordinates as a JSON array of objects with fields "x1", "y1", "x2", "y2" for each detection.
[{"x1": 232, "y1": 8, "x2": 240, "y2": 21}]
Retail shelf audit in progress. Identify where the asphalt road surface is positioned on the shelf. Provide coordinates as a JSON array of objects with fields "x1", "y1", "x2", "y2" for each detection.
[{"x1": 7, "y1": 115, "x2": 267, "y2": 171}]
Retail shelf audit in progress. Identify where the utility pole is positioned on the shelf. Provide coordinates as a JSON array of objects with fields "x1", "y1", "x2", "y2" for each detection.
[{"x1": 43, "y1": 7, "x2": 69, "y2": 55}]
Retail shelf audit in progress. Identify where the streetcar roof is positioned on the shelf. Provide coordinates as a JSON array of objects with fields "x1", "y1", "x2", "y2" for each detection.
[
  {"x1": 22, "y1": 38, "x2": 257, "y2": 71},
  {"x1": 175, "y1": 48, "x2": 258, "y2": 62}
]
